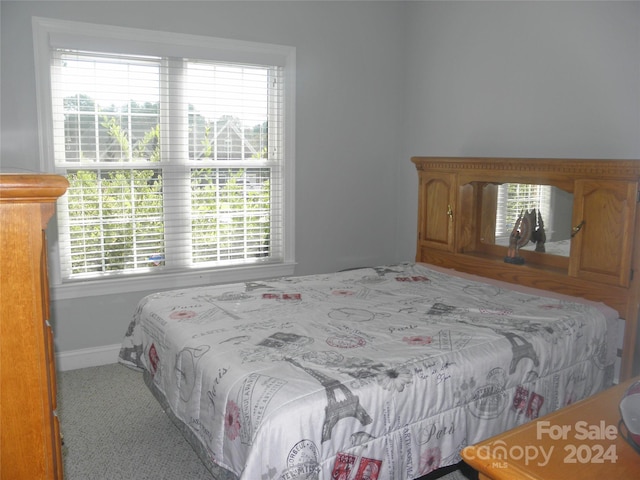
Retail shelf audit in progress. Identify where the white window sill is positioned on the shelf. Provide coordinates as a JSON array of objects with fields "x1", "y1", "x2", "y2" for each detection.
[{"x1": 50, "y1": 262, "x2": 297, "y2": 301}]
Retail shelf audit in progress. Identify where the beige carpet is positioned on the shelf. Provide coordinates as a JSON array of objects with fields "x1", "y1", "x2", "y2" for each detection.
[{"x1": 57, "y1": 363, "x2": 476, "y2": 480}]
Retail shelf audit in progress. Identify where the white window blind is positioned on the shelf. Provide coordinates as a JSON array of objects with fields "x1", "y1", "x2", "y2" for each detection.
[
  {"x1": 495, "y1": 183, "x2": 552, "y2": 240},
  {"x1": 52, "y1": 50, "x2": 283, "y2": 279},
  {"x1": 34, "y1": 18, "x2": 295, "y2": 292}
]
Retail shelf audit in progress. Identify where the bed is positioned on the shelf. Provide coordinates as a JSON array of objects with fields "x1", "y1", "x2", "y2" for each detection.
[
  {"x1": 118, "y1": 262, "x2": 620, "y2": 479},
  {"x1": 118, "y1": 157, "x2": 640, "y2": 480}
]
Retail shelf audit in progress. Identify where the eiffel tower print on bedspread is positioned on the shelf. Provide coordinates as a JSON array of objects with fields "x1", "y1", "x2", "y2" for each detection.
[{"x1": 286, "y1": 357, "x2": 373, "y2": 442}]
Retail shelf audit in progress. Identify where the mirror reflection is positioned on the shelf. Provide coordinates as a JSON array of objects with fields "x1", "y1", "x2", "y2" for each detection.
[{"x1": 480, "y1": 183, "x2": 573, "y2": 257}]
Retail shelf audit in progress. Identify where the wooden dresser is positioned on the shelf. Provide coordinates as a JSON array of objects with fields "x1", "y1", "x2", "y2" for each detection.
[{"x1": 0, "y1": 174, "x2": 69, "y2": 479}]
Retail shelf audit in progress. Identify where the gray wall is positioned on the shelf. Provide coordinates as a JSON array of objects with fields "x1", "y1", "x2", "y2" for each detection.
[
  {"x1": 396, "y1": 0, "x2": 640, "y2": 260},
  {"x1": 1, "y1": 1, "x2": 639, "y2": 356}
]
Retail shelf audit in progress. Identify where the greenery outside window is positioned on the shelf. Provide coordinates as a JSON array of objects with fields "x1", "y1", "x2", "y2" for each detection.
[{"x1": 33, "y1": 18, "x2": 295, "y2": 299}]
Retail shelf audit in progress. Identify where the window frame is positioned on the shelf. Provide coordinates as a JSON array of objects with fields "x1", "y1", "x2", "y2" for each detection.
[{"x1": 33, "y1": 17, "x2": 296, "y2": 300}]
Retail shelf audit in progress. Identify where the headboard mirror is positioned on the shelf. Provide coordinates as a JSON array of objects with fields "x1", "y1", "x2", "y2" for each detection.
[{"x1": 479, "y1": 183, "x2": 574, "y2": 257}]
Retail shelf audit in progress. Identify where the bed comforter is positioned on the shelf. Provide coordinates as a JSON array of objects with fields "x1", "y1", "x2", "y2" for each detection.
[{"x1": 119, "y1": 263, "x2": 618, "y2": 480}]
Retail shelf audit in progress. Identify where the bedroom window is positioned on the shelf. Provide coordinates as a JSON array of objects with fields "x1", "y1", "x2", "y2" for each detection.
[{"x1": 33, "y1": 18, "x2": 295, "y2": 299}]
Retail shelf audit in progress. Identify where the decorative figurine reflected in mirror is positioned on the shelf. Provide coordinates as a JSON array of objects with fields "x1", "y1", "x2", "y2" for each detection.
[
  {"x1": 504, "y1": 209, "x2": 547, "y2": 265},
  {"x1": 481, "y1": 183, "x2": 572, "y2": 257}
]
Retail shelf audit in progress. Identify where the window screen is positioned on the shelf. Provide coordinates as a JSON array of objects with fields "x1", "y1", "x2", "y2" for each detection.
[{"x1": 50, "y1": 49, "x2": 285, "y2": 280}]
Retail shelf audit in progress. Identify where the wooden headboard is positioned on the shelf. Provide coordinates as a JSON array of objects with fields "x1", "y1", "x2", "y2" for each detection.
[{"x1": 412, "y1": 157, "x2": 640, "y2": 381}]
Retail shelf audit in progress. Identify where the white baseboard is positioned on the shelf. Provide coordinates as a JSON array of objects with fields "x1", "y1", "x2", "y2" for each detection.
[{"x1": 56, "y1": 344, "x2": 121, "y2": 371}]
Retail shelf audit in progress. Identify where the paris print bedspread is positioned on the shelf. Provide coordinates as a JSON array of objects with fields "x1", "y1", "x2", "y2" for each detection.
[{"x1": 118, "y1": 263, "x2": 618, "y2": 480}]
